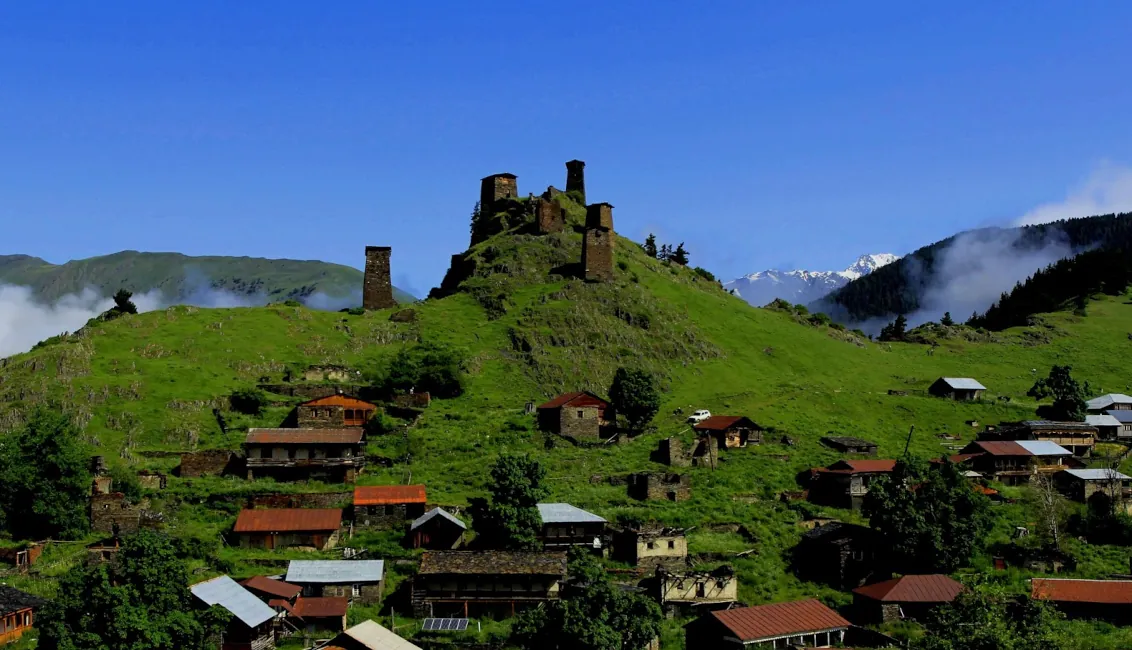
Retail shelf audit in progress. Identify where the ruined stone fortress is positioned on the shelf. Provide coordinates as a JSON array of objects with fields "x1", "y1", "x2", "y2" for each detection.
[{"x1": 363, "y1": 159, "x2": 616, "y2": 308}]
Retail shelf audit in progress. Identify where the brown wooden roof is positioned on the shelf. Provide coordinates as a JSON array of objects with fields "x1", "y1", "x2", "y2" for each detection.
[
  {"x1": 234, "y1": 508, "x2": 342, "y2": 533},
  {"x1": 418, "y1": 551, "x2": 567, "y2": 576},
  {"x1": 245, "y1": 429, "x2": 363, "y2": 445},
  {"x1": 537, "y1": 392, "x2": 609, "y2": 410},
  {"x1": 241, "y1": 575, "x2": 302, "y2": 600},
  {"x1": 853, "y1": 574, "x2": 964, "y2": 603},
  {"x1": 711, "y1": 599, "x2": 850, "y2": 642}
]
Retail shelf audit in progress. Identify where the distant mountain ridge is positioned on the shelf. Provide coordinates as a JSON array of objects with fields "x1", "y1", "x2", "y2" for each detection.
[
  {"x1": 724, "y1": 253, "x2": 899, "y2": 307},
  {"x1": 0, "y1": 251, "x2": 415, "y2": 305}
]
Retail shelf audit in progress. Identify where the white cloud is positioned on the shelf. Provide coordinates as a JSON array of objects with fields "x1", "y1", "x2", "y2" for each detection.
[
  {"x1": 1016, "y1": 163, "x2": 1132, "y2": 226},
  {"x1": 0, "y1": 286, "x2": 162, "y2": 358}
]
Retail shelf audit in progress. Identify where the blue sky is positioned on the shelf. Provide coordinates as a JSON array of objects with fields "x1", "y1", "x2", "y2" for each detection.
[{"x1": 3, "y1": 2, "x2": 1132, "y2": 296}]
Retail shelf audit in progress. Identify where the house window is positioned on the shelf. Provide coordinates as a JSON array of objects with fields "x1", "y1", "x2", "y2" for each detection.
[
  {"x1": 577, "y1": 410, "x2": 585, "y2": 418},
  {"x1": 668, "y1": 540, "x2": 676, "y2": 549},
  {"x1": 696, "y1": 582, "x2": 706, "y2": 598},
  {"x1": 647, "y1": 542, "x2": 656, "y2": 550},
  {"x1": 352, "y1": 584, "x2": 361, "y2": 598}
]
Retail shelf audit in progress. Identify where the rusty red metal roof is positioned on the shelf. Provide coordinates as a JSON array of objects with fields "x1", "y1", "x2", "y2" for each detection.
[
  {"x1": 537, "y1": 392, "x2": 609, "y2": 410},
  {"x1": 234, "y1": 508, "x2": 342, "y2": 533},
  {"x1": 268, "y1": 599, "x2": 294, "y2": 614},
  {"x1": 826, "y1": 459, "x2": 897, "y2": 474},
  {"x1": 292, "y1": 596, "x2": 349, "y2": 618},
  {"x1": 1032, "y1": 579, "x2": 1132, "y2": 604},
  {"x1": 240, "y1": 575, "x2": 302, "y2": 600},
  {"x1": 693, "y1": 416, "x2": 759, "y2": 431},
  {"x1": 245, "y1": 429, "x2": 363, "y2": 445},
  {"x1": 711, "y1": 599, "x2": 851, "y2": 642},
  {"x1": 354, "y1": 485, "x2": 427, "y2": 506},
  {"x1": 299, "y1": 395, "x2": 377, "y2": 409},
  {"x1": 853, "y1": 574, "x2": 964, "y2": 603},
  {"x1": 962, "y1": 441, "x2": 1031, "y2": 456}
]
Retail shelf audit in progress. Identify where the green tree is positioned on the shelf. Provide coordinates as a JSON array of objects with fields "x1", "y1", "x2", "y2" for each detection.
[
  {"x1": 511, "y1": 549, "x2": 663, "y2": 650},
  {"x1": 692, "y1": 266, "x2": 716, "y2": 282},
  {"x1": 38, "y1": 530, "x2": 230, "y2": 650},
  {"x1": 468, "y1": 454, "x2": 549, "y2": 550},
  {"x1": 373, "y1": 342, "x2": 467, "y2": 399},
  {"x1": 862, "y1": 457, "x2": 993, "y2": 573},
  {"x1": 916, "y1": 583, "x2": 1064, "y2": 650},
  {"x1": 113, "y1": 289, "x2": 138, "y2": 315},
  {"x1": 1027, "y1": 365, "x2": 1091, "y2": 421},
  {"x1": 670, "y1": 242, "x2": 689, "y2": 266},
  {"x1": 940, "y1": 311, "x2": 955, "y2": 326},
  {"x1": 609, "y1": 368, "x2": 660, "y2": 431},
  {"x1": 878, "y1": 314, "x2": 908, "y2": 341},
  {"x1": 0, "y1": 406, "x2": 91, "y2": 539},
  {"x1": 643, "y1": 234, "x2": 658, "y2": 258},
  {"x1": 658, "y1": 244, "x2": 672, "y2": 261},
  {"x1": 228, "y1": 387, "x2": 268, "y2": 416}
]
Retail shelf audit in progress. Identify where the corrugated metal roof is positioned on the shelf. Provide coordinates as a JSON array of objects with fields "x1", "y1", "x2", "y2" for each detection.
[
  {"x1": 711, "y1": 599, "x2": 851, "y2": 642},
  {"x1": 1107, "y1": 410, "x2": 1132, "y2": 424},
  {"x1": 339, "y1": 620, "x2": 424, "y2": 650},
  {"x1": 537, "y1": 503, "x2": 606, "y2": 524},
  {"x1": 286, "y1": 560, "x2": 385, "y2": 584},
  {"x1": 537, "y1": 392, "x2": 609, "y2": 410},
  {"x1": 418, "y1": 551, "x2": 568, "y2": 576},
  {"x1": 292, "y1": 596, "x2": 349, "y2": 618},
  {"x1": 245, "y1": 429, "x2": 363, "y2": 444},
  {"x1": 939, "y1": 378, "x2": 987, "y2": 390},
  {"x1": 299, "y1": 395, "x2": 377, "y2": 409},
  {"x1": 190, "y1": 576, "x2": 276, "y2": 628},
  {"x1": 354, "y1": 485, "x2": 426, "y2": 506},
  {"x1": 234, "y1": 508, "x2": 342, "y2": 533},
  {"x1": 965, "y1": 440, "x2": 1061, "y2": 457},
  {"x1": 1087, "y1": 394, "x2": 1132, "y2": 410},
  {"x1": 1063, "y1": 469, "x2": 1131, "y2": 481},
  {"x1": 1032, "y1": 578, "x2": 1132, "y2": 604},
  {"x1": 1015, "y1": 440, "x2": 1072, "y2": 456},
  {"x1": 853, "y1": 574, "x2": 964, "y2": 603},
  {"x1": 693, "y1": 416, "x2": 758, "y2": 431},
  {"x1": 411, "y1": 508, "x2": 466, "y2": 532},
  {"x1": 1086, "y1": 414, "x2": 1123, "y2": 428},
  {"x1": 240, "y1": 575, "x2": 302, "y2": 600}
]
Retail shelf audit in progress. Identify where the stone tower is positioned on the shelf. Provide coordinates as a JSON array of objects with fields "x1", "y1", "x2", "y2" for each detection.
[
  {"x1": 479, "y1": 173, "x2": 519, "y2": 216},
  {"x1": 582, "y1": 203, "x2": 615, "y2": 282},
  {"x1": 362, "y1": 246, "x2": 395, "y2": 310},
  {"x1": 565, "y1": 160, "x2": 586, "y2": 203},
  {"x1": 535, "y1": 197, "x2": 565, "y2": 234}
]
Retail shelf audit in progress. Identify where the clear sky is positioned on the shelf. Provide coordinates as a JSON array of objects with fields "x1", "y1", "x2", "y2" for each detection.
[{"x1": 3, "y1": 1, "x2": 1132, "y2": 295}]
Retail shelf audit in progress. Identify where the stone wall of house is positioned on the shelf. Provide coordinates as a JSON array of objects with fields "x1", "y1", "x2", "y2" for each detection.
[
  {"x1": 356, "y1": 503, "x2": 422, "y2": 529},
  {"x1": 137, "y1": 472, "x2": 167, "y2": 490},
  {"x1": 90, "y1": 493, "x2": 143, "y2": 534},
  {"x1": 629, "y1": 473, "x2": 692, "y2": 502},
  {"x1": 248, "y1": 492, "x2": 351, "y2": 509},
  {"x1": 565, "y1": 160, "x2": 586, "y2": 202},
  {"x1": 363, "y1": 246, "x2": 395, "y2": 310},
  {"x1": 880, "y1": 603, "x2": 902, "y2": 622},
  {"x1": 558, "y1": 406, "x2": 602, "y2": 439},
  {"x1": 318, "y1": 582, "x2": 383, "y2": 604},
  {"x1": 583, "y1": 226, "x2": 614, "y2": 282},
  {"x1": 635, "y1": 535, "x2": 688, "y2": 569},
  {"x1": 297, "y1": 404, "x2": 346, "y2": 428},
  {"x1": 656, "y1": 437, "x2": 690, "y2": 467},
  {"x1": 179, "y1": 450, "x2": 244, "y2": 477}
]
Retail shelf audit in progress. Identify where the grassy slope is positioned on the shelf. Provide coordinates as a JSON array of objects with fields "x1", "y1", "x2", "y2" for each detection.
[
  {"x1": 0, "y1": 250, "x2": 415, "y2": 303},
  {"x1": 3, "y1": 222, "x2": 1132, "y2": 647}
]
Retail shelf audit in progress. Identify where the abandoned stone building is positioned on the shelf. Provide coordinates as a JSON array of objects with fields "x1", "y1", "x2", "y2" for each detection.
[
  {"x1": 536, "y1": 503, "x2": 608, "y2": 552},
  {"x1": 89, "y1": 474, "x2": 153, "y2": 535},
  {"x1": 179, "y1": 449, "x2": 243, "y2": 478},
  {"x1": 136, "y1": 470, "x2": 167, "y2": 490},
  {"x1": 412, "y1": 550, "x2": 568, "y2": 619},
  {"x1": 582, "y1": 203, "x2": 615, "y2": 282},
  {"x1": 794, "y1": 521, "x2": 885, "y2": 590},
  {"x1": 362, "y1": 246, "x2": 395, "y2": 310},
  {"x1": 536, "y1": 391, "x2": 612, "y2": 440},
  {"x1": 692, "y1": 416, "x2": 762, "y2": 449},
  {"x1": 353, "y1": 485, "x2": 428, "y2": 528},
  {"x1": 244, "y1": 428, "x2": 365, "y2": 482},
  {"x1": 296, "y1": 395, "x2": 378, "y2": 428},
  {"x1": 629, "y1": 473, "x2": 692, "y2": 502},
  {"x1": 0, "y1": 544, "x2": 42, "y2": 573},
  {"x1": 190, "y1": 576, "x2": 277, "y2": 650},
  {"x1": 565, "y1": 159, "x2": 586, "y2": 201},
  {"x1": 286, "y1": 560, "x2": 386, "y2": 604},
  {"x1": 408, "y1": 508, "x2": 467, "y2": 550},
  {"x1": 655, "y1": 566, "x2": 738, "y2": 617},
  {"x1": 614, "y1": 525, "x2": 688, "y2": 570},
  {"x1": 233, "y1": 508, "x2": 342, "y2": 551}
]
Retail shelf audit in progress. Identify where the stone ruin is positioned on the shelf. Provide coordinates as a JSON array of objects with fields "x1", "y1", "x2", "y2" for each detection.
[{"x1": 628, "y1": 472, "x2": 692, "y2": 502}]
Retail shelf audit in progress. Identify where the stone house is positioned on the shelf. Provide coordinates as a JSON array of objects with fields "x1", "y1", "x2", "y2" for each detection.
[
  {"x1": 655, "y1": 566, "x2": 737, "y2": 617},
  {"x1": 285, "y1": 560, "x2": 386, "y2": 604},
  {"x1": 852, "y1": 574, "x2": 964, "y2": 623},
  {"x1": 408, "y1": 508, "x2": 466, "y2": 550},
  {"x1": 536, "y1": 392, "x2": 612, "y2": 439},
  {"x1": 0, "y1": 586, "x2": 46, "y2": 646},
  {"x1": 297, "y1": 395, "x2": 378, "y2": 429},
  {"x1": 536, "y1": 503, "x2": 607, "y2": 552},
  {"x1": 808, "y1": 459, "x2": 896, "y2": 511},
  {"x1": 929, "y1": 377, "x2": 987, "y2": 401},
  {"x1": 244, "y1": 429, "x2": 365, "y2": 483},
  {"x1": 190, "y1": 576, "x2": 277, "y2": 650},
  {"x1": 233, "y1": 508, "x2": 342, "y2": 551},
  {"x1": 628, "y1": 473, "x2": 692, "y2": 502},
  {"x1": 1086, "y1": 414, "x2": 1125, "y2": 440},
  {"x1": 1086, "y1": 393, "x2": 1132, "y2": 414},
  {"x1": 90, "y1": 490, "x2": 148, "y2": 535},
  {"x1": 353, "y1": 485, "x2": 427, "y2": 529},
  {"x1": 1032, "y1": 578, "x2": 1132, "y2": 623},
  {"x1": 981, "y1": 420, "x2": 1099, "y2": 457},
  {"x1": 685, "y1": 599, "x2": 850, "y2": 649},
  {"x1": 325, "y1": 620, "x2": 424, "y2": 650},
  {"x1": 1054, "y1": 468, "x2": 1132, "y2": 503},
  {"x1": 290, "y1": 597, "x2": 348, "y2": 635},
  {"x1": 411, "y1": 550, "x2": 568, "y2": 619},
  {"x1": 820, "y1": 436, "x2": 878, "y2": 456},
  {"x1": 959, "y1": 440, "x2": 1072, "y2": 485},
  {"x1": 613, "y1": 525, "x2": 687, "y2": 570},
  {"x1": 794, "y1": 521, "x2": 885, "y2": 590},
  {"x1": 692, "y1": 416, "x2": 762, "y2": 449}
]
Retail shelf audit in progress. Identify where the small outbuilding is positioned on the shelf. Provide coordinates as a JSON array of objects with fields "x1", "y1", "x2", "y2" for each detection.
[
  {"x1": 354, "y1": 485, "x2": 427, "y2": 528},
  {"x1": 536, "y1": 392, "x2": 612, "y2": 439},
  {"x1": 240, "y1": 575, "x2": 303, "y2": 606},
  {"x1": 852, "y1": 574, "x2": 964, "y2": 623},
  {"x1": 929, "y1": 377, "x2": 987, "y2": 401},
  {"x1": 820, "y1": 436, "x2": 878, "y2": 455},
  {"x1": 408, "y1": 508, "x2": 466, "y2": 550},
  {"x1": 291, "y1": 596, "x2": 348, "y2": 634},
  {"x1": 1086, "y1": 414, "x2": 1124, "y2": 440},
  {"x1": 297, "y1": 394, "x2": 377, "y2": 428},
  {"x1": 692, "y1": 416, "x2": 762, "y2": 449},
  {"x1": 536, "y1": 503, "x2": 607, "y2": 552}
]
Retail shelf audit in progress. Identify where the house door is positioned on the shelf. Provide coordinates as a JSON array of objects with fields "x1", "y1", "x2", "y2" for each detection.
[{"x1": 265, "y1": 535, "x2": 275, "y2": 550}]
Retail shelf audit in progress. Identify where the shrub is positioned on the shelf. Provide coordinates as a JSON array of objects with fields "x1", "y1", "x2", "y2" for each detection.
[
  {"x1": 283, "y1": 299, "x2": 302, "y2": 307},
  {"x1": 344, "y1": 306, "x2": 366, "y2": 316},
  {"x1": 363, "y1": 412, "x2": 400, "y2": 436},
  {"x1": 617, "y1": 260, "x2": 629, "y2": 272},
  {"x1": 372, "y1": 342, "x2": 467, "y2": 399},
  {"x1": 229, "y1": 388, "x2": 269, "y2": 415},
  {"x1": 692, "y1": 266, "x2": 716, "y2": 282}
]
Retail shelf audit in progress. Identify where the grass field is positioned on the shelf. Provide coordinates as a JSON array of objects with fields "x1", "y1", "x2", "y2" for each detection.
[{"x1": 3, "y1": 214, "x2": 1132, "y2": 648}]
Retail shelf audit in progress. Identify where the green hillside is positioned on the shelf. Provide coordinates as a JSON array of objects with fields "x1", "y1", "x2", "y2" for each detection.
[
  {"x1": 0, "y1": 250, "x2": 415, "y2": 304},
  {"x1": 4, "y1": 199, "x2": 1132, "y2": 648}
]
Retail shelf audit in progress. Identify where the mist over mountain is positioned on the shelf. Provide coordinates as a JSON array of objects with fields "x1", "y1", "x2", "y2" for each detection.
[{"x1": 724, "y1": 253, "x2": 899, "y2": 308}]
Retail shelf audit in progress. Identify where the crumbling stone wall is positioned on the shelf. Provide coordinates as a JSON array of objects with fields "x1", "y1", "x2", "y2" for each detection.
[
  {"x1": 179, "y1": 450, "x2": 244, "y2": 477},
  {"x1": 535, "y1": 198, "x2": 565, "y2": 234},
  {"x1": 628, "y1": 473, "x2": 691, "y2": 502},
  {"x1": 363, "y1": 246, "x2": 395, "y2": 310},
  {"x1": 302, "y1": 365, "x2": 352, "y2": 382},
  {"x1": 654, "y1": 437, "x2": 690, "y2": 467},
  {"x1": 565, "y1": 160, "x2": 586, "y2": 203},
  {"x1": 137, "y1": 472, "x2": 167, "y2": 490},
  {"x1": 90, "y1": 493, "x2": 143, "y2": 534}
]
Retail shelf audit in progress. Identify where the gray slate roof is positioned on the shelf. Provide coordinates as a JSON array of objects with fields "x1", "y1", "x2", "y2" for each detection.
[
  {"x1": 1087, "y1": 394, "x2": 1132, "y2": 410},
  {"x1": 938, "y1": 378, "x2": 987, "y2": 390},
  {"x1": 1063, "y1": 469, "x2": 1131, "y2": 481},
  {"x1": 190, "y1": 576, "x2": 275, "y2": 628},
  {"x1": 286, "y1": 560, "x2": 385, "y2": 584},
  {"x1": 0, "y1": 586, "x2": 46, "y2": 617},
  {"x1": 537, "y1": 503, "x2": 606, "y2": 524},
  {"x1": 411, "y1": 507, "x2": 467, "y2": 532}
]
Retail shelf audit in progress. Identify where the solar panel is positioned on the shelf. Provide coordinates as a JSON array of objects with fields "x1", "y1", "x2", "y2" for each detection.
[{"x1": 422, "y1": 618, "x2": 469, "y2": 632}]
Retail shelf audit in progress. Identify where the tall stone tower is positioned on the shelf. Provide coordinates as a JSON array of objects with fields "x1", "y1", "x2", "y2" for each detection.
[
  {"x1": 479, "y1": 173, "x2": 519, "y2": 216},
  {"x1": 362, "y1": 246, "x2": 395, "y2": 310},
  {"x1": 582, "y1": 203, "x2": 615, "y2": 282},
  {"x1": 565, "y1": 160, "x2": 586, "y2": 203}
]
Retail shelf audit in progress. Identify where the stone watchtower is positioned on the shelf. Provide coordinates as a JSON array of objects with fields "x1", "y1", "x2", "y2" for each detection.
[
  {"x1": 582, "y1": 203, "x2": 615, "y2": 282},
  {"x1": 479, "y1": 173, "x2": 519, "y2": 216},
  {"x1": 362, "y1": 246, "x2": 395, "y2": 310},
  {"x1": 565, "y1": 160, "x2": 586, "y2": 203}
]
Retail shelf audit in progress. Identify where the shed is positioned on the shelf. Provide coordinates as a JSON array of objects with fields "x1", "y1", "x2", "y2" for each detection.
[
  {"x1": 536, "y1": 503, "x2": 607, "y2": 551},
  {"x1": 409, "y1": 508, "x2": 466, "y2": 550},
  {"x1": 536, "y1": 392, "x2": 612, "y2": 439},
  {"x1": 929, "y1": 377, "x2": 987, "y2": 401},
  {"x1": 685, "y1": 599, "x2": 850, "y2": 648},
  {"x1": 190, "y1": 576, "x2": 276, "y2": 650},
  {"x1": 354, "y1": 485, "x2": 427, "y2": 528},
  {"x1": 292, "y1": 596, "x2": 348, "y2": 633},
  {"x1": 820, "y1": 436, "x2": 878, "y2": 455},
  {"x1": 286, "y1": 560, "x2": 386, "y2": 604},
  {"x1": 693, "y1": 416, "x2": 762, "y2": 448},
  {"x1": 324, "y1": 619, "x2": 424, "y2": 650},
  {"x1": 853, "y1": 574, "x2": 964, "y2": 622}
]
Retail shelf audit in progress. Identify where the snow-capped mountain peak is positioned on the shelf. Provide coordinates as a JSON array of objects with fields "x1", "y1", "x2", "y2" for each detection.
[{"x1": 724, "y1": 253, "x2": 899, "y2": 308}]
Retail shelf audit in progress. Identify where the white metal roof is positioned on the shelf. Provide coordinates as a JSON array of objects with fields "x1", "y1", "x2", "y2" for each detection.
[
  {"x1": 190, "y1": 576, "x2": 275, "y2": 628},
  {"x1": 1086, "y1": 414, "x2": 1123, "y2": 428},
  {"x1": 338, "y1": 619, "x2": 424, "y2": 650},
  {"x1": 1087, "y1": 394, "x2": 1132, "y2": 410},
  {"x1": 410, "y1": 507, "x2": 467, "y2": 532},
  {"x1": 939, "y1": 378, "x2": 987, "y2": 390},
  {"x1": 1015, "y1": 440, "x2": 1072, "y2": 456},
  {"x1": 1063, "y1": 469, "x2": 1131, "y2": 481},
  {"x1": 286, "y1": 560, "x2": 385, "y2": 584},
  {"x1": 537, "y1": 503, "x2": 606, "y2": 524}
]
